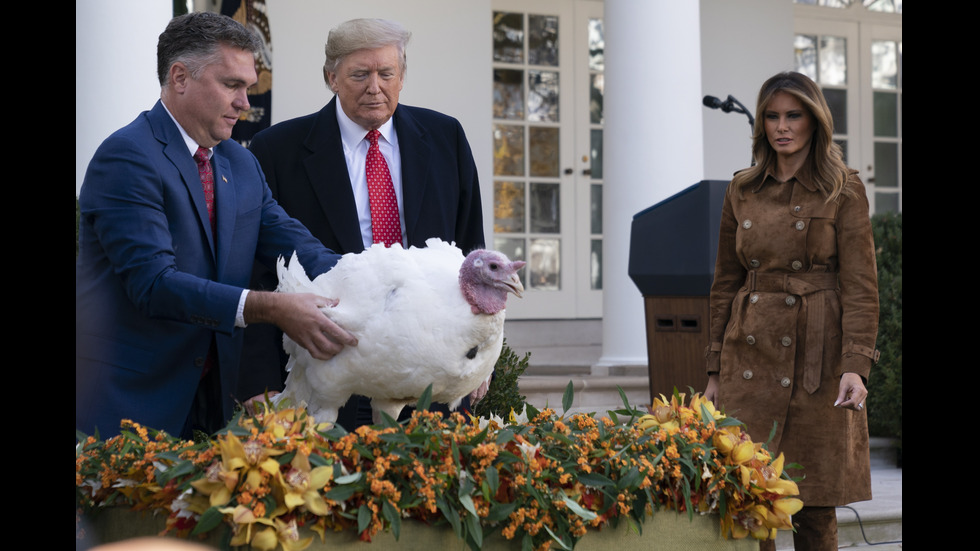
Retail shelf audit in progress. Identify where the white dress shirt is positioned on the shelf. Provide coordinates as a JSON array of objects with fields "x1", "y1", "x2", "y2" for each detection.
[{"x1": 334, "y1": 100, "x2": 406, "y2": 249}]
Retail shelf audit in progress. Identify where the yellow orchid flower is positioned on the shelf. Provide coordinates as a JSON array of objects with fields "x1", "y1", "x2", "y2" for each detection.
[
  {"x1": 250, "y1": 518, "x2": 313, "y2": 551},
  {"x1": 278, "y1": 451, "x2": 333, "y2": 515}
]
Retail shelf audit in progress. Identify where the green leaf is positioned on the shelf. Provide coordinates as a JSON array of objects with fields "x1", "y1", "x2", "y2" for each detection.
[
  {"x1": 437, "y1": 496, "x2": 462, "y2": 537},
  {"x1": 465, "y1": 508, "x2": 483, "y2": 549},
  {"x1": 357, "y1": 504, "x2": 372, "y2": 534},
  {"x1": 575, "y1": 472, "x2": 615, "y2": 487},
  {"x1": 543, "y1": 524, "x2": 573, "y2": 550},
  {"x1": 561, "y1": 493, "x2": 598, "y2": 521},
  {"x1": 382, "y1": 500, "x2": 401, "y2": 540},
  {"x1": 191, "y1": 506, "x2": 225, "y2": 535},
  {"x1": 562, "y1": 380, "x2": 574, "y2": 413},
  {"x1": 485, "y1": 501, "x2": 517, "y2": 523},
  {"x1": 416, "y1": 383, "x2": 433, "y2": 412},
  {"x1": 485, "y1": 465, "x2": 499, "y2": 493},
  {"x1": 324, "y1": 484, "x2": 359, "y2": 502},
  {"x1": 459, "y1": 493, "x2": 478, "y2": 518},
  {"x1": 334, "y1": 471, "x2": 362, "y2": 485}
]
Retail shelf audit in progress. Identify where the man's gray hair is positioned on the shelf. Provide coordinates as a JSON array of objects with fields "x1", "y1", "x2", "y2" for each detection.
[{"x1": 323, "y1": 18, "x2": 411, "y2": 88}]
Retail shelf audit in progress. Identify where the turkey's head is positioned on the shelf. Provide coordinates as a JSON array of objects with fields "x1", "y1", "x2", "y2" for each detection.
[{"x1": 459, "y1": 249, "x2": 526, "y2": 315}]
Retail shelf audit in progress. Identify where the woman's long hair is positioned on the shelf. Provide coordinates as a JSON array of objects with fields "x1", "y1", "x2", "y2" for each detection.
[{"x1": 731, "y1": 72, "x2": 852, "y2": 202}]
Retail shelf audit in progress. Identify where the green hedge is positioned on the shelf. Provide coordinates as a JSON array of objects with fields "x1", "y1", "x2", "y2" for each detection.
[{"x1": 867, "y1": 212, "x2": 902, "y2": 451}]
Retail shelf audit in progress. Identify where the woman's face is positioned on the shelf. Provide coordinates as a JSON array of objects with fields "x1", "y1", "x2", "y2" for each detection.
[{"x1": 764, "y1": 91, "x2": 815, "y2": 164}]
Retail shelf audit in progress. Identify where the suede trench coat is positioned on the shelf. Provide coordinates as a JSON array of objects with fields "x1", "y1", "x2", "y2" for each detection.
[{"x1": 705, "y1": 166, "x2": 879, "y2": 507}]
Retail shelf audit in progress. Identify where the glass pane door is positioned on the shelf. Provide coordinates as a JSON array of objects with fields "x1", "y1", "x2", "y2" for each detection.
[{"x1": 492, "y1": 0, "x2": 577, "y2": 318}]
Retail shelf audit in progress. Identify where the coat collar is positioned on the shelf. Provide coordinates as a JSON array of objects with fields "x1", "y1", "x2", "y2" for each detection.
[{"x1": 300, "y1": 97, "x2": 432, "y2": 253}]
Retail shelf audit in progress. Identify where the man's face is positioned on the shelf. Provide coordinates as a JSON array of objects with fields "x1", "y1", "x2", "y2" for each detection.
[
  {"x1": 327, "y1": 44, "x2": 404, "y2": 130},
  {"x1": 171, "y1": 44, "x2": 257, "y2": 148}
]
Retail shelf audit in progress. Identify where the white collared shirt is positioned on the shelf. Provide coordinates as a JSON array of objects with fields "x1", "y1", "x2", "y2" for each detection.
[
  {"x1": 160, "y1": 100, "x2": 249, "y2": 328},
  {"x1": 334, "y1": 99, "x2": 406, "y2": 249}
]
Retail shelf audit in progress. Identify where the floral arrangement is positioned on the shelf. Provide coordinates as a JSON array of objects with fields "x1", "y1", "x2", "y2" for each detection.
[{"x1": 76, "y1": 386, "x2": 802, "y2": 550}]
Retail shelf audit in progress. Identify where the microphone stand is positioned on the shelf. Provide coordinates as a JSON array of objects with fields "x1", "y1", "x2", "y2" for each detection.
[{"x1": 703, "y1": 94, "x2": 755, "y2": 165}]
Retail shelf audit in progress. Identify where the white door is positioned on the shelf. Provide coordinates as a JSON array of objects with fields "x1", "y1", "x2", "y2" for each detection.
[
  {"x1": 794, "y1": 1, "x2": 902, "y2": 214},
  {"x1": 491, "y1": 0, "x2": 604, "y2": 319}
]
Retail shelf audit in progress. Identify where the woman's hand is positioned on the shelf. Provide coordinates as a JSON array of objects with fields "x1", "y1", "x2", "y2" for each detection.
[
  {"x1": 834, "y1": 372, "x2": 867, "y2": 411},
  {"x1": 704, "y1": 373, "x2": 720, "y2": 405}
]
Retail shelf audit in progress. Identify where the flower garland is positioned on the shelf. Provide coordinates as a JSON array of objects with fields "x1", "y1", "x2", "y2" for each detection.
[{"x1": 75, "y1": 389, "x2": 802, "y2": 550}]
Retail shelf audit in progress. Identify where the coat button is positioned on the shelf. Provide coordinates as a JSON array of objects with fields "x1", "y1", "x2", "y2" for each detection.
[
  {"x1": 750, "y1": 293, "x2": 760, "y2": 304},
  {"x1": 794, "y1": 205, "x2": 802, "y2": 212},
  {"x1": 785, "y1": 295, "x2": 797, "y2": 306},
  {"x1": 750, "y1": 259, "x2": 760, "y2": 268},
  {"x1": 791, "y1": 260, "x2": 803, "y2": 270},
  {"x1": 194, "y1": 356, "x2": 206, "y2": 367},
  {"x1": 742, "y1": 219, "x2": 753, "y2": 229},
  {"x1": 781, "y1": 336, "x2": 792, "y2": 346},
  {"x1": 743, "y1": 370, "x2": 754, "y2": 380},
  {"x1": 746, "y1": 335, "x2": 756, "y2": 345},
  {"x1": 795, "y1": 220, "x2": 806, "y2": 230},
  {"x1": 781, "y1": 377, "x2": 791, "y2": 387}
]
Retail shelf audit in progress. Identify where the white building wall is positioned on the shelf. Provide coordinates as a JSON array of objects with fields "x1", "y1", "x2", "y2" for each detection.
[
  {"x1": 700, "y1": 0, "x2": 796, "y2": 181},
  {"x1": 76, "y1": 0, "x2": 171, "y2": 196}
]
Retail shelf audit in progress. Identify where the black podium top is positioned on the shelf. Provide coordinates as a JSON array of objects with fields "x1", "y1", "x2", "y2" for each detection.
[{"x1": 628, "y1": 180, "x2": 729, "y2": 296}]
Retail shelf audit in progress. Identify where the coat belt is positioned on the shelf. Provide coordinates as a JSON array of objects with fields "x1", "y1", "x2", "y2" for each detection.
[{"x1": 745, "y1": 271, "x2": 839, "y2": 394}]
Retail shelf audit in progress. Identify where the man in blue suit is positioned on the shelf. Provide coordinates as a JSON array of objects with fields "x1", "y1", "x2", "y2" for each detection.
[
  {"x1": 76, "y1": 12, "x2": 356, "y2": 439},
  {"x1": 238, "y1": 19, "x2": 486, "y2": 429}
]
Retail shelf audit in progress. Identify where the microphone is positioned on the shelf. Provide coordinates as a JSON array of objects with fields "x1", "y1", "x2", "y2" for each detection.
[
  {"x1": 702, "y1": 95, "x2": 724, "y2": 110},
  {"x1": 702, "y1": 94, "x2": 754, "y2": 126}
]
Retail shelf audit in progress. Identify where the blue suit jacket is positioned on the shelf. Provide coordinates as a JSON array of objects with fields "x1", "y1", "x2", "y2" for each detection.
[
  {"x1": 238, "y1": 98, "x2": 485, "y2": 404},
  {"x1": 76, "y1": 100, "x2": 340, "y2": 437}
]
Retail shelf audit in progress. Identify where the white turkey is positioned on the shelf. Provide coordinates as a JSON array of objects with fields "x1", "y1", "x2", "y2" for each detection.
[{"x1": 273, "y1": 238, "x2": 525, "y2": 425}]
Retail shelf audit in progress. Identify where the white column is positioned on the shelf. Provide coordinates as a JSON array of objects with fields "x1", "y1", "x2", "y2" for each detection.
[
  {"x1": 597, "y1": 0, "x2": 705, "y2": 372},
  {"x1": 76, "y1": 0, "x2": 172, "y2": 195}
]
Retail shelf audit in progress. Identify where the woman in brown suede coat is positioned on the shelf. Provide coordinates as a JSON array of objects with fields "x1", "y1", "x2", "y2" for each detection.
[{"x1": 703, "y1": 72, "x2": 879, "y2": 551}]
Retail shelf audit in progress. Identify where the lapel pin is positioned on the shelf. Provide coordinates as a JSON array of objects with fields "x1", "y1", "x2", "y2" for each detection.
[{"x1": 222, "y1": 176, "x2": 228, "y2": 183}]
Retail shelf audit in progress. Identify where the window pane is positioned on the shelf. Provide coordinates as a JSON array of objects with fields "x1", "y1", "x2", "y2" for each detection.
[
  {"x1": 819, "y1": 35, "x2": 847, "y2": 85},
  {"x1": 872, "y1": 40, "x2": 899, "y2": 89},
  {"x1": 588, "y1": 18, "x2": 604, "y2": 71},
  {"x1": 529, "y1": 238, "x2": 560, "y2": 290},
  {"x1": 530, "y1": 182, "x2": 560, "y2": 233},
  {"x1": 864, "y1": 0, "x2": 902, "y2": 14},
  {"x1": 874, "y1": 192, "x2": 899, "y2": 213},
  {"x1": 529, "y1": 126, "x2": 559, "y2": 177},
  {"x1": 494, "y1": 181, "x2": 525, "y2": 233},
  {"x1": 492, "y1": 12, "x2": 523, "y2": 63},
  {"x1": 528, "y1": 14, "x2": 559, "y2": 66},
  {"x1": 874, "y1": 142, "x2": 898, "y2": 188},
  {"x1": 493, "y1": 69, "x2": 524, "y2": 120},
  {"x1": 590, "y1": 73, "x2": 604, "y2": 124},
  {"x1": 590, "y1": 239, "x2": 602, "y2": 290},
  {"x1": 528, "y1": 70, "x2": 559, "y2": 122},
  {"x1": 590, "y1": 183, "x2": 602, "y2": 234},
  {"x1": 590, "y1": 129, "x2": 603, "y2": 179},
  {"x1": 873, "y1": 91, "x2": 898, "y2": 137},
  {"x1": 823, "y1": 88, "x2": 847, "y2": 134},
  {"x1": 493, "y1": 124, "x2": 524, "y2": 176},
  {"x1": 493, "y1": 236, "x2": 525, "y2": 264},
  {"x1": 794, "y1": 34, "x2": 817, "y2": 80}
]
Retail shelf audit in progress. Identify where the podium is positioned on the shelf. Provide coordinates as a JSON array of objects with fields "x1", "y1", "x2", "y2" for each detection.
[{"x1": 628, "y1": 180, "x2": 728, "y2": 402}]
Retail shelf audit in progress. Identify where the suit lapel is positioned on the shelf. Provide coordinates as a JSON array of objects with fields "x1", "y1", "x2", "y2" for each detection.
[
  {"x1": 211, "y1": 152, "x2": 236, "y2": 275},
  {"x1": 150, "y1": 102, "x2": 217, "y2": 260},
  {"x1": 303, "y1": 99, "x2": 365, "y2": 253},
  {"x1": 393, "y1": 106, "x2": 430, "y2": 245}
]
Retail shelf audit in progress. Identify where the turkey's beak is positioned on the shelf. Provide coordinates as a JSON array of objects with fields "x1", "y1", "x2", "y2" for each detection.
[{"x1": 505, "y1": 272, "x2": 525, "y2": 298}]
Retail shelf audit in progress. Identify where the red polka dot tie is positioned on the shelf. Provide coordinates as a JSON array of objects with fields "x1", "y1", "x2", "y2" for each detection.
[
  {"x1": 194, "y1": 146, "x2": 216, "y2": 233},
  {"x1": 365, "y1": 129, "x2": 402, "y2": 247}
]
